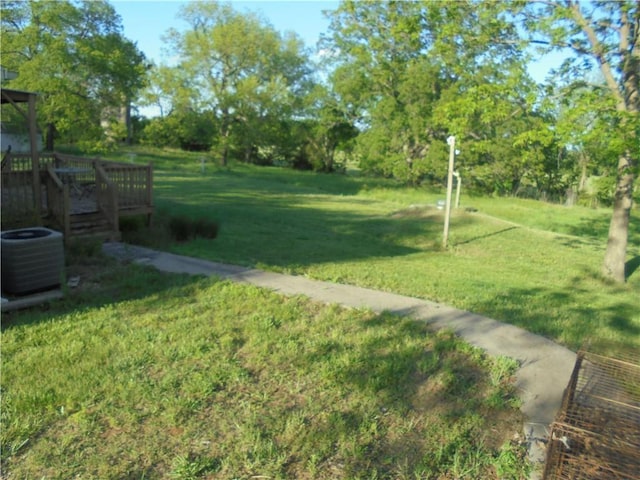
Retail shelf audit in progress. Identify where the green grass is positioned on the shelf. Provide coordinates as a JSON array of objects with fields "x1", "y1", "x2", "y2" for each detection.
[
  {"x1": 1, "y1": 260, "x2": 528, "y2": 478},
  {"x1": 112, "y1": 147, "x2": 640, "y2": 350},
  {"x1": 5, "y1": 146, "x2": 634, "y2": 477}
]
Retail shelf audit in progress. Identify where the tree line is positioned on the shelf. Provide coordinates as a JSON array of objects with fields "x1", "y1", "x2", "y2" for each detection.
[{"x1": 1, "y1": 0, "x2": 637, "y2": 282}]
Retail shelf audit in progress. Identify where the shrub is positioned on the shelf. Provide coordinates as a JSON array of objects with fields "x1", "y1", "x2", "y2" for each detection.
[
  {"x1": 168, "y1": 215, "x2": 193, "y2": 242},
  {"x1": 119, "y1": 215, "x2": 146, "y2": 233},
  {"x1": 193, "y1": 217, "x2": 219, "y2": 239},
  {"x1": 168, "y1": 215, "x2": 219, "y2": 242}
]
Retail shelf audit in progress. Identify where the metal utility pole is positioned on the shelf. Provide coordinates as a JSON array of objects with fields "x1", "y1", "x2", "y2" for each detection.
[{"x1": 443, "y1": 136, "x2": 455, "y2": 248}]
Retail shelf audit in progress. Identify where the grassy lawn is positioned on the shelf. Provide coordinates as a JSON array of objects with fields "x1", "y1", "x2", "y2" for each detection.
[
  {"x1": 112, "y1": 148, "x2": 639, "y2": 350},
  {"x1": 1, "y1": 255, "x2": 528, "y2": 478},
  {"x1": 2, "y1": 146, "x2": 636, "y2": 477}
]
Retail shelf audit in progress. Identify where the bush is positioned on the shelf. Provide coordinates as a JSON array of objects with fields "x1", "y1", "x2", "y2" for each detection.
[
  {"x1": 168, "y1": 215, "x2": 219, "y2": 242},
  {"x1": 119, "y1": 215, "x2": 146, "y2": 233},
  {"x1": 168, "y1": 215, "x2": 193, "y2": 242},
  {"x1": 141, "y1": 112, "x2": 216, "y2": 151},
  {"x1": 193, "y1": 217, "x2": 219, "y2": 239}
]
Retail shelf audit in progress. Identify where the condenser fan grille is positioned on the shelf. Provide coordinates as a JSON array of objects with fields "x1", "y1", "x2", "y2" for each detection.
[{"x1": 1, "y1": 227, "x2": 64, "y2": 295}]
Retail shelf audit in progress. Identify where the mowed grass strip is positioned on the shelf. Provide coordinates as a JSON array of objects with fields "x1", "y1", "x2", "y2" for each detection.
[
  {"x1": 113, "y1": 149, "x2": 639, "y2": 350},
  {"x1": 2, "y1": 264, "x2": 528, "y2": 479}
]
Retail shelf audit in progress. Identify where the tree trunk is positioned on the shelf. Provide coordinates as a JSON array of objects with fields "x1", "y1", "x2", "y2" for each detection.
[
  {"x1": 602, "y1": 151, "x2": 634, "y2": 282},
  {"x1": 221, "y1": 145, "x2": 229, "y2": 167},
  {"x1": 46, "y1": 123, "x2": 55, "y2": 151},
  {"x1": 324, "y1": 138, "x2": 335, "y2": 172},
  {"x1": 578, "y1": 149, "x2": 588, "y2": 192},
  {"x1": 125, "y1": 103, "x2": 132, "y2": 146},
  {"x1": 220, "y1": 109, "x2": 231, "y2": 167}
]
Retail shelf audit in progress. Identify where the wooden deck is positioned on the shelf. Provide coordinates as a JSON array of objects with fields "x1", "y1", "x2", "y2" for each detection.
[{"x1": 1, "y1": 152, "x2": 153, "y2": 241}]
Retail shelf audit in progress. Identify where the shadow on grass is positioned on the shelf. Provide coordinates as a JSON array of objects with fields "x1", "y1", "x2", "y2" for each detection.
[
  {"x1": 560, "y1": 209, "x2": 640, "y2": 247},
  {"x1": 149, "y1": 198, "x2": 431, "y2": 268},
  {"x1": 1, "y1": 273, "x2": 526, "y2": 478},
  {"x1": 469, "y1": 270, "x2": 640, "y2": 350},
  {"x1": 298, "y1": 315, "x2": 522, "y2": 477},
  {"x1": 454, "y1": 226, "x2": 519, "y2": 246},
  {"x1": 146, "y1": 170, "x2": 482, "y2": 270},
  {"x1": 625, "y1": 256, "x2": 640, "y2": 279},
  {"x1": 0, "y1": 260, "x2": 207, "y2": 332},
  {"x1": 157, "y1": 166, "x2": 424, "y2": 202}
]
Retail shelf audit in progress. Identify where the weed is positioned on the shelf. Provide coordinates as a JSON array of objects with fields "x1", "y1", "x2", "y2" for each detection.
[
  {"x1": 170, "y1": 454, "x2": 220, "y2": 480},
  {"x1": 119, "y1": 215, "x2": 146, "y2": 233},
  {"x1": 65, "y1": 237, "x2": 104, "y2": 261},
  {"x1": 494, "y1": 440, "x2": 531, "y2": 479},
  {"x1": 484, "y1": 355, "x2": 521, "y2": 409}
]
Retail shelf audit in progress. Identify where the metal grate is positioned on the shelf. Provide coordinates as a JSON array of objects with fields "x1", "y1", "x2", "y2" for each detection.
[{"x1": 543, "y1": 344, "x2": 640, "y2": 479}]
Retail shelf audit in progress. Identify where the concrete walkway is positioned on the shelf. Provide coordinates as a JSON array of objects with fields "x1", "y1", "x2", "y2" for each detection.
[{"x1": 102, "y1": 242, "x2": 577, "y2": 477}]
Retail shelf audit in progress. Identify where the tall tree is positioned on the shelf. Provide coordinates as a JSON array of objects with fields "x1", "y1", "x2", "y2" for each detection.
[
  {"x1": 163, "y1": 1, "x2": 312, "y2": 165},
  {"x1": 518, "y1": 0, "x2": 639, "y2": 282},
  {"x1": 323, "y1": 0, "x2": 436, "y2": 183},
  {"x1": 0, "y1": 0, "x2": 147, "y2": 147},
  {"x1": 301, "y1": 83, "x2": 358, "y2": 172},
  {"x1": 550, "y1": 83, "x2": 620, "y2": 204},
  {"x1": 323, "y1": 0, "x2": 541, "y2": 187}
]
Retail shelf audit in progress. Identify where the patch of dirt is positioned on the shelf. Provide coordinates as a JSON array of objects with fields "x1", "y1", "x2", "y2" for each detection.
[
  {"x1": 391, "y1": 204, "x2": 442, "y2": 219},
  {"x1": 65, "y1": 262, "x2": 108, "y2": 293}
]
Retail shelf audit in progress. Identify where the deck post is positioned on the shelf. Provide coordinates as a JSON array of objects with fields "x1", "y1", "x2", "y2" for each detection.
[
  {"x1": 147, "y1": 162, "x2": 153, "y2": 226},
  {"x1": 28, "y1": 92, "x2": 42, "y2": 223}
]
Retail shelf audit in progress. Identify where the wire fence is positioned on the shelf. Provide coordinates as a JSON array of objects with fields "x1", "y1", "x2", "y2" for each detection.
[{"x1": 543, "y1": 343, "x2": 640, "y2": 479}]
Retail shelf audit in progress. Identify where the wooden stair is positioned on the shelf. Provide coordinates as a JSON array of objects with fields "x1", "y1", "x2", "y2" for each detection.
[{"x1": 70, "y1": 212, "x2": 120, "y2": 241}]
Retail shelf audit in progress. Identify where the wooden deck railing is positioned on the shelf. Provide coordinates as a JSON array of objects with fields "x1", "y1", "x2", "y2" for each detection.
[
  {"x1": 45, "y1": 165, "x2": 71, "y2": 237},
  {"x1": 1, "y1": 151, "x2": 154, "y2": 236},
  {"x1": 102, "y1": 161, "x2": 153, "y2": 215},
  {"x1": 1, "y1": 151, "x2": 57, "y2": 226},
  {"x1": 52, "y1": 154, "x2": 97, "y2": 186},
  {"x1": 54, "y1": 154, "x2": 153, "y2": 216},
  {"x1": 1, "y1": 152, "x2": 57, "y2": 173},
  {"x1": 95, "y1": 162, "x2": 119, "y2": 233},
  {"x1": 1, "y1": 167, "x2": 38, "y2": 226}
]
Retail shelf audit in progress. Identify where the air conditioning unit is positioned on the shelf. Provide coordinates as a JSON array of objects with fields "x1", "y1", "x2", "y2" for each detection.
[{"x1": 1, "y1": 227, "x2": 64, "y2": 295}]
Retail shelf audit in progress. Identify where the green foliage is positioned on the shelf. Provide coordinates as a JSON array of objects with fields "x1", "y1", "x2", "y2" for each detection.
[
  {"x1": 142, "y1": 110, "x2": 217, "y2": 151},
  {"x1": 192, "y1": 217, "x2": 219, "y2": 239},
  {"x1": 299, "y1": 84, "x2": 359, "y2": 172},
  {"x1": 168, "y1": 215, "x2": 192, "y2": 242},
  {"x1": 516, "y1": 0, "x2": 639, "y2": 281},
  {"x1": 64, "y1": 238, "x2": 104, "y2": 264},
  {"x1": 495, "y1": 440, "x2": 531, "y2": 479},
  {"x1": 170, "y1": 454, "x2": 220, "y2": 479},
  {"x1": 322, "y1": 0, "x2": 560, "y2": 193},
  {"x1": 0, "y1": 0, "x2": 147, "y2": 148},
  {"x1": 145, "y1": 1, "x2": 313, "y2": 166},
  {"x1": 579, "y1": 175, "x2": 617, "y2": 208}
]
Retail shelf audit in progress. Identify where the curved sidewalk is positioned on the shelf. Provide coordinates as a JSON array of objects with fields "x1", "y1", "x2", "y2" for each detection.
[{"x1": 103, "y1": 242, "x2": 577, "y2": 477}]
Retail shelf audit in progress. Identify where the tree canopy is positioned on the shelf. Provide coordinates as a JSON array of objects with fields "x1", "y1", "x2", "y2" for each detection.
[
  {"x1": 321, "y1": 0, "x2": 555, "y2": 190},
  {"x1": 142, "y1": 1, "x2": 313, "y2": 165},
  {"x1": 0, "y1": 0, "x2": 147, "y2": 149},
  {"x1": 516, "y1": 0, "x2": 638, "y2": 281}
]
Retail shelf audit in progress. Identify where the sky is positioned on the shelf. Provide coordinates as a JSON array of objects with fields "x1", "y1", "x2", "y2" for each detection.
[{"x1": 112, "y1": 1, "x2": 339, "y2": 65}]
